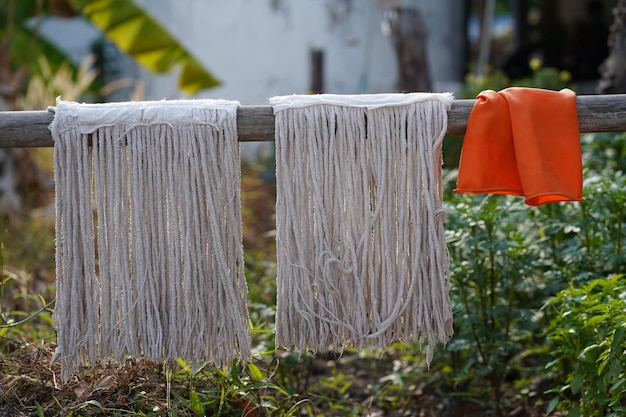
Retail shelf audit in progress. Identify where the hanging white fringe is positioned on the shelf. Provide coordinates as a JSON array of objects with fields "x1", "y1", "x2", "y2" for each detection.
[
  {"x1": 50, "y1": 98, "x2": 250, "y2": 380},
  {"x1": 270, "y1": 93, "x2": 454, "y2": 363}
]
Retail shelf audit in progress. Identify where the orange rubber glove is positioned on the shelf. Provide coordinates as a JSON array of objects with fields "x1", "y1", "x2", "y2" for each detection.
[{"x1": 454, "y1": 87, "x2": 583, "y2": 206}]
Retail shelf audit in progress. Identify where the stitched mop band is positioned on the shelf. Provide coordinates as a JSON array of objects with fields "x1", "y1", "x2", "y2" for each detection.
[
  {"x1": 270, "y1": 93, "x2": 454, "y2": 363},
  {"x1": 49, "y1": 98, "x2": 250, "y2": 380}
]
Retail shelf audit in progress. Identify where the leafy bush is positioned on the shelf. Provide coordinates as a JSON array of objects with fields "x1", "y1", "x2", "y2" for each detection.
[
  {"x1": 462, "y1": 59, "x2": 572, "y2": 99},
  {"x1": 439, "y1": 134, "x2": 626, "y2": 413},
  {"x1": 581, "y1": 132, "x2": 626, "y2": 173},
  {"x1": 443, "y1": 193, "x2": 558, "y2": 412},
  {"x1": 527, "y1": 168, "x2": 626, "y2": 283},
  {"x1": 544, "y1": 274, "x2": 626, "y2": 416}
]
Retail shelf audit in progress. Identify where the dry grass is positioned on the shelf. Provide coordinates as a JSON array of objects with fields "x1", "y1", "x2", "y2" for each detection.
[{"x1": 1, "y1": 343, "x2": 179, "y2": 416}]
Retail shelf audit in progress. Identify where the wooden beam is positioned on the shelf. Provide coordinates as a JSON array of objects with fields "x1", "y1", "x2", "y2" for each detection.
[{"x1": 1, "y1": 95, "x2": 626, "y2": 147}]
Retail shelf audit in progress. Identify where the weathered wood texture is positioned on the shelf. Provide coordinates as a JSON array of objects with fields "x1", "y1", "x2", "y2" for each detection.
[{"x1": 1, "y1": 95, "x2": 626, "y2": 147}]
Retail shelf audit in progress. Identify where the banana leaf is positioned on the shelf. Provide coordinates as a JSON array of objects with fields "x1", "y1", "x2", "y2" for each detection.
[{"x1": 70, "y1": 0, "x2": 220, "y2": 93}]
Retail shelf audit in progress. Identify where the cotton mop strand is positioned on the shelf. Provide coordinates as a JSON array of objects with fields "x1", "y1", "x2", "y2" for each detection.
[
  {"x1": 50, "y1": 98, "x2": 251, "y2": 380},
  {"x1": 270, "y1": 93, "x2": 454, "y2": 363}
]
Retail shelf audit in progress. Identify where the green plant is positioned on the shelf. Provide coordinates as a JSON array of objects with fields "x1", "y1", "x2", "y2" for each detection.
[
  {"x1": 444, "y1": 194, "x2": 551, "y2": 414},
  {"x1": 439, "y1": 150, "x2": 626, "y2": 414},
  {"x1": 462, "y1": 68, "x2": 512, "y2": 98},
  {"x1": 0, "y1": 199, "x2": 58, "y2": 351},
  {"x1": 462, "y1": 58, "x2": 573, "y2": 99},
  {"x1": 528, "y1": 168, "x2": 626, "y2": 282},
  {"x1": 581, "y1": 132, "x2": 626, "y2": 173},
  {"x1": 513, "y1": 59, "x2": 573, "y2": 91},
  {"x1": 544, "y1": 274, "x2": 626, "y2": 416}
]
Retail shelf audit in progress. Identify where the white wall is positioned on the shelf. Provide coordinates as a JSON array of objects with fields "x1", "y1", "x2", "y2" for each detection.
[
  {"x1": 410, "y1": 0, "x2": 466, "y2": 90},
  {"x1": 133, "y1": 0, "x2": 465, "y2": 103}
]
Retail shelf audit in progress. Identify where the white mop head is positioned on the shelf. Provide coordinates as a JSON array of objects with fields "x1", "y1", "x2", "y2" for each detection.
[
  {"x1": 270, "y1": 93, "x2": 454, "y2": 364},
  {"x1": 50, "y1": 98, "x2": 250, "y2": 379}
]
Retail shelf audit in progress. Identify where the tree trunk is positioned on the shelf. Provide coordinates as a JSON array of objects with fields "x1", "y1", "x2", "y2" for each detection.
[
  {"x1": 598, "y1": 0, "x2": 626, "y2": 93},
  {"x1": 385, "y1": 6, "x2": 432, "y2": 93}
]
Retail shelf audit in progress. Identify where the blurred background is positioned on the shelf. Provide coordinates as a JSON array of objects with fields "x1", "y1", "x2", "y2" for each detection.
[{"x1": 3, "y1": 0, "x2": 620, "y2": 107}]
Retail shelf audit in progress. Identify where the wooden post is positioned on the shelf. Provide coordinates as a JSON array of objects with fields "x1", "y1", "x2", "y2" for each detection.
[
  {"x1": 384, "y1": 6, "x2": 432, "y2": 92},
  {"x1": 1, "y1": 95, "x2": 626, "y2": 147},
  {"x1": 310, "y1": 49, "x2": 324, "y2": 94}
]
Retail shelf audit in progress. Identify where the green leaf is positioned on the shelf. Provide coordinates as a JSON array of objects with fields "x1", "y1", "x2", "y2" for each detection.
[
  {"x1": 178, "y1": 57, "x2": 220, "y2": 94},
  {"x1": 570, "y1": 373, "x2": 583, "y2": 394},
  {"x1": 585, "y1": 315, "x2": 607, "y2": 327},
  {"x1": 247, "y1": 363, "x2": 263, "y2": 383},
  {"x1": 70, "y1": 0, "x2": 220, "y2": 93},
  {"x1": 191, "y1": 361, "x2": 207, "y2": 376},
  {"x1": 75, "y1": 400, "x2": 103, "y2": 410},
  {"x1": 229, "y1": 361, "x2": 242, "y2": 386},
  {"x1": 611, "y1": 327, "x2": 626, "y2": 354},
  {"x1": 609, "y1": 358, "x2": 623, "y2": 379},
  {"x1": 35, "y1": 401, "x2": 44, "y2": 417},
  {"x1": 0, "y1": 324, "x2": 8, "y2": 338},
  {"x1": 579, "y1": 344, "x2": 600, "y2": 360},
  {"x1": 610, "y1": 378, "x2": 626, "y2": 392},
  {"x1": 567, "y1": 407, "x2": 581, "y2": 417},
  {"x1": 189, "y1": 390, "x2": 204, "y2": 417},
  {"x1": 176, "y1": 357, "x2": 189, "y2": 371},
  {"x1": 546, "y1": 397, "x2": 559, "y2": 415},
  {"x1": 266, "y1": 382, "x2": 291, "y2": 397}
]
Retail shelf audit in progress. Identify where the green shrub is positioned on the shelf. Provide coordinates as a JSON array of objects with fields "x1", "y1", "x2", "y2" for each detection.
[
  {"x1": 527, "y1": 169, "x2": 626, "y2": 283},
  {"x1": 443, "y1": 194, "x2": 557, "y2": 411},
  {"x1": 544, "y1": 274, "x2": 626, "y2": 416},
  {"x1": 462, "y1": 60, "x2": 573, "y2": 99},
  {"x1": 581, "y1": 132, "x2": 626, "y2": 174},
  {"x1": 440, "y1": 143, "x2": 626, "y2": 413}
]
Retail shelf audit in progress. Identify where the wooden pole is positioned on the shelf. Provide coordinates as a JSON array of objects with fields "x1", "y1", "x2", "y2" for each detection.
[
  {"x1": 310, "y1": 49, "x2": 324, "y2": 94},
  {"x1": 1, "y1": 95, "x2": 626, "y2": 147}
]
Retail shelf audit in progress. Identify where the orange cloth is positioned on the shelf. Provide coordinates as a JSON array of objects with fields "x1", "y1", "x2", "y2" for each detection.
[{"x1": 454, "y1": 87, "x2": 583, "y2": 206}]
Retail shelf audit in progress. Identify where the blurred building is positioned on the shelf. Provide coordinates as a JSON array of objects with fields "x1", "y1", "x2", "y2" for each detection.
[
  {"x1": 128, "y1": 0, "x2": 465, "y2": 102},
  {"x1": 41, "y1": 0, "x2": 617, "y2": 100}
]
